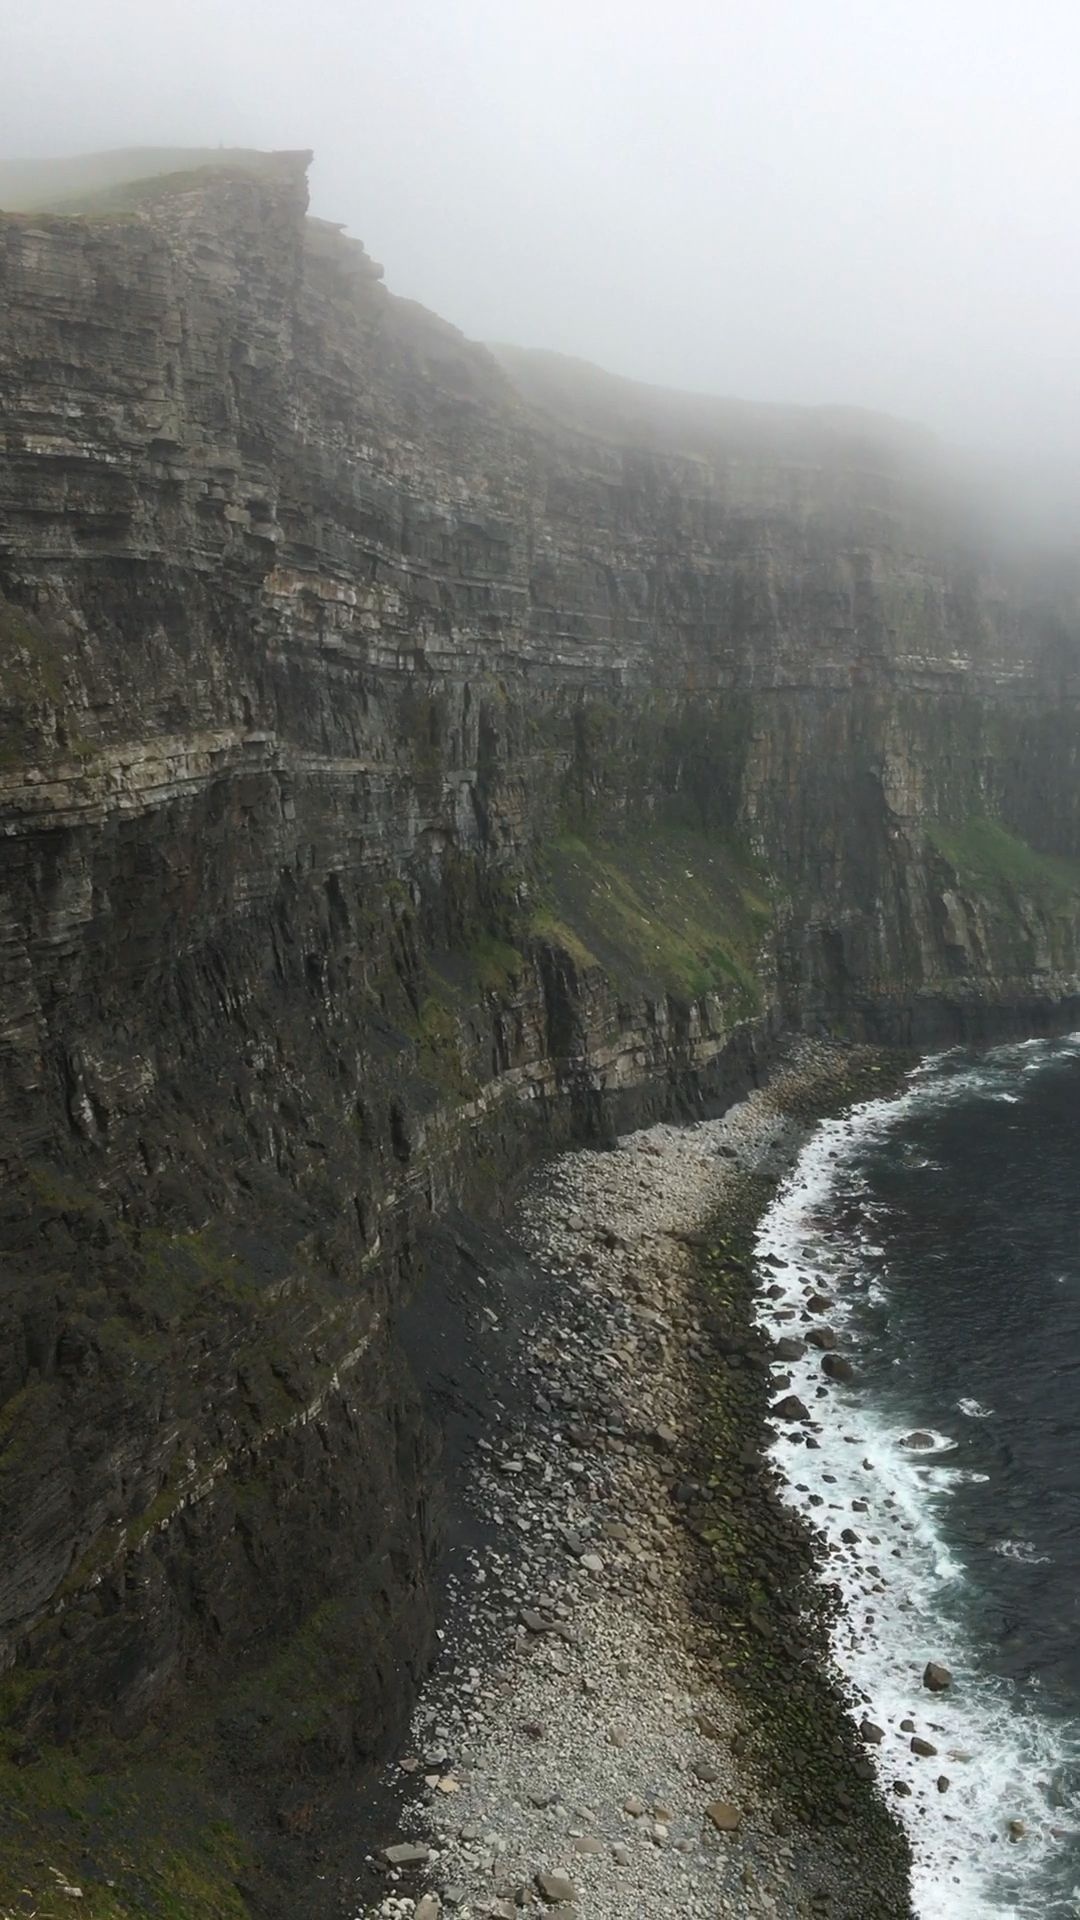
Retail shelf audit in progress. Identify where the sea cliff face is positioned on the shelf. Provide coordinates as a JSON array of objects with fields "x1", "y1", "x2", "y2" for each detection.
[{"x1": 1, "y1": 151, "x2": 1079, "y2": 1912}]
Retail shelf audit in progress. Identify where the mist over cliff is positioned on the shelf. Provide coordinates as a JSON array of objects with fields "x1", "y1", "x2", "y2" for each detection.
[{"x1": 1, "y1": 146, "x2": 1080, "y2": 1915}]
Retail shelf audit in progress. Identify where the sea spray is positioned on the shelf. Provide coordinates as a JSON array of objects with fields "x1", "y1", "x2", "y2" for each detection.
[{"x1": 753, "y1": 1039, "x2": 1080, "y2": 1920}]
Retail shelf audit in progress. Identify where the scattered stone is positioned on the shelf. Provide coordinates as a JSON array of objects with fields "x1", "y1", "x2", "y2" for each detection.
[
  {"x1": 380, "y1": 1059, "x2": 917, "y2": 1920},
  {"x1": 910, "y1": 1737, "x2": 938, "y2": 1758},
  {"x1": 923, "y1": 1662, "x2": 952, "y2": 1692},
  {"x1": 383, "y1": 1842, "x2": 432, "y2": 1868},
  {"x1": 772, "y1": 1394, "x2": 811, "y2": 1423},
  {"x1": 536, "y1": 1870, "x2": 577, "y2": 1904},
  {"x1": 705, "y1": 1801, "x2": 743, "y2": 1833},
  {"x1": 859, "y1": 1720, "x2": 884, "y2": 1744}
]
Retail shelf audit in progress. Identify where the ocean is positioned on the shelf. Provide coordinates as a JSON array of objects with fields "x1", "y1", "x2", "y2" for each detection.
[{"x1": 754, "y1": 1035, "x2": 1080, "y2": 1919}]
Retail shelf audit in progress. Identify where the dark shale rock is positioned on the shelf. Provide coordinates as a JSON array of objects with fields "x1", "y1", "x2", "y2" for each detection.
[
  {"x1": 822, "y1": 1354, "x2": 857, "y2": 1384},
  {"x1": 923, "y1": 1662, "x2": 953, "y2": 1693},
  {"x1": 0, "y1": 146, "x2": 1079, "y2": 1917}
]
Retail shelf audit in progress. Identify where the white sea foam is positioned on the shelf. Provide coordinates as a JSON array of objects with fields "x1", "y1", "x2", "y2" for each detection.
[
  {"x1": 993, "y1": 1540, "x2": 1052, "y2": 1566},
  {"x1": 754, "y1": 1043, "x2": 1080, "y2": 1919},
  {"x1": 958, "y1": 1398, "x2": 995, "y2": 1419}
]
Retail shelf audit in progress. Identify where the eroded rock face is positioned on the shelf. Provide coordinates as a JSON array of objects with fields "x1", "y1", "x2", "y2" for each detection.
[{"x1": 0, "y1": 153, "x2": 1079, "y2": 1904}]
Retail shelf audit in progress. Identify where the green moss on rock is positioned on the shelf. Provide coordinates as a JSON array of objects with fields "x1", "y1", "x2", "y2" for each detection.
[{"x1": 530, "y1": 823, "x2": 772, "y2": 1008}]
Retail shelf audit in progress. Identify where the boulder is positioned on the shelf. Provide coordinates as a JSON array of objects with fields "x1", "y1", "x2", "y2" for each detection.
[
  {"x1": 773, "y1": 1336, "x2": 806, "y2": 1361},
  {"x1": 772, "y1": 1395, "x2": 811, "y2": 1423},
  {"x1": 822, "y1": 1353, "x2": 856, "y2": 1383},
  {"x1": 705, "y1": 1801, "x2": 743, "y2": 1833},
  {"x1": 536, "y1": 1870, "x2": 577, "y2": 1904},
  {"x1": 922, "y1": 1661, "x2": 952, "y2": 1692}
]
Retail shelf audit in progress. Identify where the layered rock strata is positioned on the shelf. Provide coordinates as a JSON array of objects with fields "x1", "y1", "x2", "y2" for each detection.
[{"x1": 1, "y1": 150, "x2": 1079, "y2": 1912}]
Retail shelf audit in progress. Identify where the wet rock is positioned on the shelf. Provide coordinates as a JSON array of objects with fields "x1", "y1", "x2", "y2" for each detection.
[
  {"x1": 902, "y1": 1432, "x2": 937, "y2": 1450},
  {"x1": 923, "y1": 1661, "x2": 952, "y2": 1692},
  {"x1": 822, "y1": 1354, "x2": 856, "y2": 1384},
  {"x1": 859, "y1": 1720, "x2": 884, "y2": 1744},
  {"x1": 772, "y1": 1395, "x2": 811, "y2": 1423},
  {"x1": 773, "y1": 1337, "x2": 806, "y2": 1362},
  {"x1": 910, "y1": 1736, "x2": 937, "y2": 1757}
]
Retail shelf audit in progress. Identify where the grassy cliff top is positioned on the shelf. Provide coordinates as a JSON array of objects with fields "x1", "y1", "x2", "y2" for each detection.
[{"x1": 0, "y1": 147, "x2": 310, "y2": 215}]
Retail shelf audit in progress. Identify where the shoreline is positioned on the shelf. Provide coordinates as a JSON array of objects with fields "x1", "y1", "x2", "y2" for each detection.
[
  {"x1": 753, "y1": 1035, "x2": 1080, "y2": 1919},
  {"x1": 359, "y1": 1039, "x2": 914, "y2": 1919}
]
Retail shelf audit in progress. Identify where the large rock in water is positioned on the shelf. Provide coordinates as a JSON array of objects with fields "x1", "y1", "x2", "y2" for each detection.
[
  {"x1": 822, "y1": 1353, "x2": 856, "y2": 1383},
  {"x1": 772, "y1": 1394, "x2": 812, "y2": 1422},
  {"x1": 923, "y1": 1661, "x2": 953, "y2": 1692}
]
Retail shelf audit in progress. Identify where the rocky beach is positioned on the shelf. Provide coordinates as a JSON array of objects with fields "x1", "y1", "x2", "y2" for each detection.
[
  {"x1": 4, "y1": 144, "x2": 1080, "y2": 1918},
  {"x1": 360, "y1": 1043, "x2": 914, "y2": 1920}
]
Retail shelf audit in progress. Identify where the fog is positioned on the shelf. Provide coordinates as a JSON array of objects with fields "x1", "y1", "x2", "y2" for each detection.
[{"x1": 4, "y1": 0, "x2": 1080, "y2": 482}]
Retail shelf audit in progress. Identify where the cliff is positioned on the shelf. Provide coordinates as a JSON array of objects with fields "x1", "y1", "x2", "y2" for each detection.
[{"x1": 1, "y1": 150, "x2": 1079, "y2": 1915}]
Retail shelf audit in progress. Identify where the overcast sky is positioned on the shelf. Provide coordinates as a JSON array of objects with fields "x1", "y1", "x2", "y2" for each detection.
[{"x1": 5, "y1": 0, "x2": 1080, "y2": 463}]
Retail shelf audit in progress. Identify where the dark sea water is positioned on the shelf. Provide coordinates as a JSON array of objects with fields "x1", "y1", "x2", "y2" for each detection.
[{"x1": 755, "y1": 1036, "x2": 1080, "y2": 1919}]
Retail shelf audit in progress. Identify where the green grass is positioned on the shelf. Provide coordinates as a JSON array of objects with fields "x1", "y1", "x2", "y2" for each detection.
[
  {"x1": 528, "y1": 908, "x2": 600, "y2": 971},
  {"x1": 0, "y1": 148, "x2": 295, "y2": 216},
  {"x1": 407, "y1": 992, "x2": 478, "y2": 1102},
  {"x1": 529, "y1": 824, "x2": 772, "y2": 1008},
  {"x1": 467, "y1": 929, "x2": 524, "y2": 994},
  {"x1": 0, "y1": 1719, "x2": 253, "y2": 1920},
  {"x1": 927, "y1": 815, "x2": 1080, "y2": 906}
]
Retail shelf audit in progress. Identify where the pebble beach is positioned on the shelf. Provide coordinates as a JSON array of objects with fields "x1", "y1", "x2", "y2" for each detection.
[{"x1": 360, "y1": 1042, "x2": 915, "y2": 1920}]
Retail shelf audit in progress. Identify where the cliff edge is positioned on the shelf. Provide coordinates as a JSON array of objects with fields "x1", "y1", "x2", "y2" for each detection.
[{"x1": 1, "y1": 151, "x2": 1079, "y2": 1915}]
